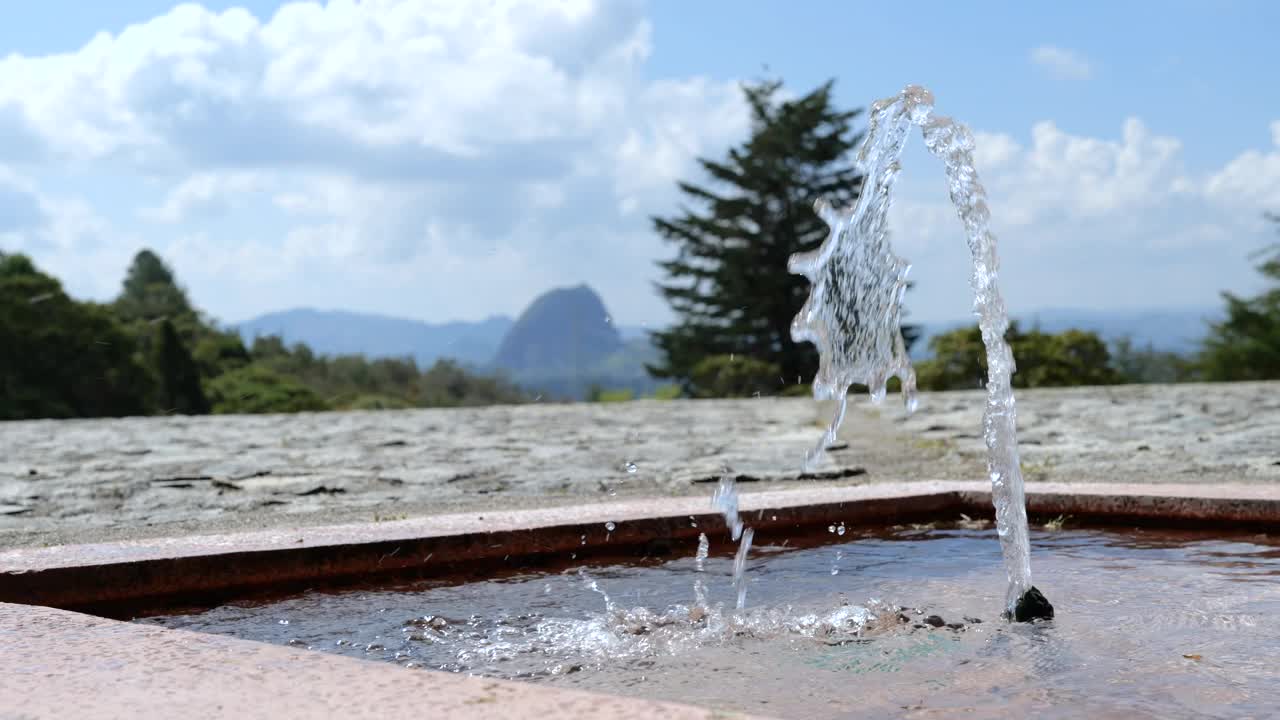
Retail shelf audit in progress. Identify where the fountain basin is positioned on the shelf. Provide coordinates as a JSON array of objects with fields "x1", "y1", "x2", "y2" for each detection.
[
  {"x1": 136, "y1": 525, "x2": 1280, "y2": 719},
  {"x1": 2, "y1": 481, "x2": 1278, "y2": 719}
]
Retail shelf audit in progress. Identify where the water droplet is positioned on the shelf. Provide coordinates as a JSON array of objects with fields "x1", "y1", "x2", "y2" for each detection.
[
  {"x1": 828, "y1": 525, "x2": 836, "y2": 533},
  {"x1": 605, "y1": 521, "x2": 616, "y2": 531},
  {"x1": 831, "y1": 568, "x2": 840, "y2": 575},
  {"x1": 624, "y1": 461, "x2": 638, "y2": 474},
  {"x1": 278, "y1": 619, "x2": 289, "y2": 625},
  {"x1": 579, "y1": 534, "x2": 586, "y2": 545},
  {"x1": 837, "y1": 524, "x2": 846, "y2": 536}
]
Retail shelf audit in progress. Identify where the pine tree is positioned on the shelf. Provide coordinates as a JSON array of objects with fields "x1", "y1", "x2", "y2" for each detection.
[
  {"x1": 648, "y1": 79, "x2": 917, "y2": 394},
  {"x1": 153, "y1": 318, "x2": 211, "y2": 414},
  {"x1": 0, "y1": 253, "x2": 154, "y2": 418},
  {"x1": 115, "y1": 249, "x2": 195, "y2": 325}
]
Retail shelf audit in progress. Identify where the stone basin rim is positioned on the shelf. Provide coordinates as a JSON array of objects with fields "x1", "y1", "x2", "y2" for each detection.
[{"x1": 1, "y1": 480, "x2": 1276, "y2": 614}]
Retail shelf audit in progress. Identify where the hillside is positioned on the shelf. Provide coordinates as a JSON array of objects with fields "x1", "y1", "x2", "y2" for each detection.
[
  {"x1": 236, "y1": 308, "x2": 512, "y2": 367},
  {"x1": 491, "y1": 285, "x2": 660, "y2": 398},
  {"x1": 492, "y1": 285, "x2": 623, "y2": 372}
]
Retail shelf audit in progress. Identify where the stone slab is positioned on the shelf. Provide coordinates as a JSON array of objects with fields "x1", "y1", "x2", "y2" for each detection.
[
  {"x1": 0, "y1": 602, "x2": 762, "y2": 720},
  {"x1": 3, "y1": 382, "x2": 1277, "y2": 550}
]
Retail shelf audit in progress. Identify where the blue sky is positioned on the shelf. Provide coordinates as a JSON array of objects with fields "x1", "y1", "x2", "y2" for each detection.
[{"x1": 1, "y1": 1, "x2": 1278, "y2": 326}]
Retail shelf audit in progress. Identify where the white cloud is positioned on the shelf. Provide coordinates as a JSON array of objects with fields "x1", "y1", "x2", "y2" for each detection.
[
  {"x1": 140, "y1": 171, "x2": 270, "y2": 223},
  {"x1": 891, "y1": 115, "x2": 1280, "y2": 320},
  {"x1": 2, "y1": 2, "x2": 1277, "y2": 327},
  {"x1": 1030, "y1": 45, "x2": 1093, "y2": 80},
  {"x1": 970, "y1": 117, "x2": 1192, "y2": 224},
  {"x1": 1204, "y1": 120, "x2": 1280, "y2": 208},
  {"x1": 0, "y1": 0, "x2": 749, "y2": 323}
]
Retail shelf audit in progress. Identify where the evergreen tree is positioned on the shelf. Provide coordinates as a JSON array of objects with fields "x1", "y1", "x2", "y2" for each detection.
[
  {"x1": 153, "y1": 318, "x2": 210, "y2": 414},
  {"x1": 1200, "y1": 213, "x2": 1280, "y2": 380},
  {"x1": 115, "y1": 249, "x2": 196, "y2": 325},
  {"x1": 0, "y1": 253, "x2": 154, "y2": 418},
  {"x1": 648, "y1": 79, "x2": 917, "y2": 394}
]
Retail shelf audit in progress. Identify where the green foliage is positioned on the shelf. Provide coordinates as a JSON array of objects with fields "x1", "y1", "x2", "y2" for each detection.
[
  {"x1": 1110, "y1": 337, "x2": 1199, "y2": 384},
  {"x1": 338, "y1": 394, "x2": 414, "y2": 411},
  {"x1": 588, "y1": 386, "x2": 635, "y2": 403},
  {"x1": 1199, "y1": 214, "x2": 1280, "y2": 381},
  {"x1": 114, "y1": 249, "x2": 196, "y2": 326},
  {"x1": 192, "y1": 331, "x2": 252, "y2": 379},
  {"x1": 915, "y1": 325, "x2": 987, "y2": 391},
  {"x1": 649, "y1": 79, "x2": 918, "y2": 394},
  {"x1": 418, "y1": 358, "x2": 526, "y2": 407},
  {"x1": 2, "y1": 247, "x2": 528, "y2": 418},
  {"x1": 153, "y1": 319, "x2": 210, "y2": 415},
  {"x1": 205, "y1": 365, "x2": 327, "y2": 414},
  {"x1": 0, "y1": 254, "x2": 154, "y2": 419},
  {"x1": 245, "y1": 338, "x2": 525, "y2": 409},
  {"x1": 0, "y1": 253, "x2": 37, "y2": 277},
  {"x1": 651, "y1": 383, "x2": 683, "y2": 400},
  {"x1": 915, "y1": 322, "x2": 1121, "y2": 391},
  {"x1": 688, "y1": 354, "x2": 781, "y2": 398}
]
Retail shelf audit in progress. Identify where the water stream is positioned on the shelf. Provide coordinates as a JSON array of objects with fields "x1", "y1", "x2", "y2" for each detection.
[{"x1": 789, "y1": 85, "x2": 1046, "y2": 618}]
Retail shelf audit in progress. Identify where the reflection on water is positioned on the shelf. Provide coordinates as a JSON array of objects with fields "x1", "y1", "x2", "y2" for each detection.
[{"x1": 138, "y1": 527, "x2": 1280, "y2": 719}]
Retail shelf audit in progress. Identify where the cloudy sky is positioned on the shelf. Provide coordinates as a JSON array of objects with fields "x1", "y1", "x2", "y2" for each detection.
[{"x1": 1, "y1": 1, "x2": 1277, "y2": 327}]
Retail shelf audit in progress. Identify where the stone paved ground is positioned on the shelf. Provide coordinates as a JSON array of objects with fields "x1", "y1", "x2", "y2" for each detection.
[{"x1": 1, "y1": 382, "x2": 1277, "y2": 548}]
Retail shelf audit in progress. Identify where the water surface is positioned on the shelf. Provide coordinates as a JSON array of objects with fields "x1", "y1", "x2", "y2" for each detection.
[{"x1": 138, "y1": 526, "x2": 1280, "y2": 718}]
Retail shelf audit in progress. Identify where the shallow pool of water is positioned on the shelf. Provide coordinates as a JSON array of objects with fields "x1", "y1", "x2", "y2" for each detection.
[{"x1": 137, "y1": 525, "x2": 1280, "y2": 718}]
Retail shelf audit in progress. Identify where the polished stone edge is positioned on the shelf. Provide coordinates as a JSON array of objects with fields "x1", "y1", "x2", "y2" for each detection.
[
  {"x1": 2, "y1": 481, "x2": 1277, "y2": 611},
  {"x1": 0, "y1": 601, "x2": 764, "y2": 720}
]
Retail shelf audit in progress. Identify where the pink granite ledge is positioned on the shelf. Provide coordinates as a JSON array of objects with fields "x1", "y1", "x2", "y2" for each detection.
[{"x1": 0, "y1": 602, "x2": 766, "y2": 720}]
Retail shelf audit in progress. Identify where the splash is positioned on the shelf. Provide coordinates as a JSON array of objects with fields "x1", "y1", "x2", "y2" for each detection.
[
  {"x1": 789, "y1": 85, "x2": 1047, "y2": 618},
  {"x1": 712, "y1": 476, "x2": 755, "y2": 608},
  {"x1": 435, "y1": 597, "x2": 891, "y2": 673},
  {"x1": 693, "y1": 532, "x2": 710, "y2": 608}
]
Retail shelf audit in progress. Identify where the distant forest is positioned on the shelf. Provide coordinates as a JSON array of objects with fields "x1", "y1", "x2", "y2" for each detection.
[{"x1": 0, "y1": 250, "x2": 529, "y2": 420}]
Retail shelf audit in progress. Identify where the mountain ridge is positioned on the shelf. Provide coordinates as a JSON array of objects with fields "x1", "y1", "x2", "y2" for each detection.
[
  {"x1": 235, "y1": 303, "x2": 1220, "y2": 375},
  {"x1": 235, "y1": 308, "x2": 514, "y2": 368}
]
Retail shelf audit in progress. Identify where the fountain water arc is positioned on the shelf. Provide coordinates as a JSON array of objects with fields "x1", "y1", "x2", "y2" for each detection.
[{"x1": 789, "y1": 85, "x2": 1052, "y2": 620}]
